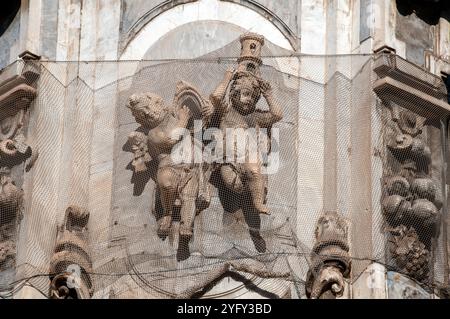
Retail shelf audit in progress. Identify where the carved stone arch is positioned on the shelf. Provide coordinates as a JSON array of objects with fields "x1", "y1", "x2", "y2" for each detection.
[
  {"x1": 120, "y1": 0, "x2": 198, "y2": 54},
  {"x1": 120, "y1": 0, "x2": 296, "y2": 62},
  {"x1": 120, "y1": 0, "x2": 298, "y2": 55},
  {"x1": 220, "y1": 0, "x2": 298, "y2": 50}
]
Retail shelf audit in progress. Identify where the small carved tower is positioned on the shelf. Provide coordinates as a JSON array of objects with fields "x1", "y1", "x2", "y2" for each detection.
[{"x1": 236, "y1": 32, "x2": 265, "y2": 76}]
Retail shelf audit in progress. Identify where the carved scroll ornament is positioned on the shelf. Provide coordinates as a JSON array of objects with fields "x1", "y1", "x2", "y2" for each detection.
[
  {"x1": 306, "y1": 212, "x2": 351, "y2": 299},
  {"x1": 49, "y1": 206, "x2": 93, "y2": 299}
]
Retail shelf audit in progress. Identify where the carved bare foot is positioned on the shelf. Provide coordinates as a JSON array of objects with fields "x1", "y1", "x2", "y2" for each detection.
[
  {"x1": 250, "y1": 231, "x2": 266, "y2": 253},
  {"x1": 157, "y1": 215, "x2": 172, "y2": 239},
  {"x1": 176, "y1": 235, "x2": 191, "y2": 261}
]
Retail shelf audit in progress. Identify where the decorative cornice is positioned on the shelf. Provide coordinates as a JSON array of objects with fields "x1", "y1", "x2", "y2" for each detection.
[
  {"x1": 0, "y1": 60, "x2": 39, "y2": 122},
  {"x1": 373, "y1": 52, "x2": 449, "y2": 118},
  {"x1": 18, "y1": 51, "x2": 41, "y2": 61}
]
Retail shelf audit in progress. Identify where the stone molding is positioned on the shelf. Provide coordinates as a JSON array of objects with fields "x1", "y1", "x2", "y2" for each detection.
[{"x1": 373, "y1": 51, "x2": 448, "y2": 118}]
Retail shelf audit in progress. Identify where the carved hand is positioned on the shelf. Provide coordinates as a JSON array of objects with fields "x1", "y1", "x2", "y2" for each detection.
[{"x1": 259, "y1": 79, "x2": 273, "y2": 98}]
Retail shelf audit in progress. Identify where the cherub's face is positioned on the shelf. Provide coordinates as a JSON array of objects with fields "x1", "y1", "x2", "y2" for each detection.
[
  {"x1": 128, "y1": 93, "x2": 166, "y2": 128},
  {"x1": 230, "y1": 76, "x2": 260, "y2": 115}
]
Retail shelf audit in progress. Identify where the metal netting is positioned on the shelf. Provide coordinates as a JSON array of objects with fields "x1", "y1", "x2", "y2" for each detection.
[{"x1": 0, "y1": 38, "x2": 448, "y2": 299}]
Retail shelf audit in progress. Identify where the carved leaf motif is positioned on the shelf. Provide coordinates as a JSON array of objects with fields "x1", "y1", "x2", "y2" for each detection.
[{"x1": 389, "y1": 226, "x2": 430, "y2": 282}]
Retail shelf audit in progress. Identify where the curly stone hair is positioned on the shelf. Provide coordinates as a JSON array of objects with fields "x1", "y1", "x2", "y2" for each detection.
[
  {"x1": 231, "y1": 72, "x2": 261, "y2": 96},
  {"x1": 127, "y1": 92, "x2": 167, "y2": 128}
]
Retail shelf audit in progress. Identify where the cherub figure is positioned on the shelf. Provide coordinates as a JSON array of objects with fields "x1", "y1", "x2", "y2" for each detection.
[
  {"x1": 127, "y1": 92, "x2": 207, "y2": 260},
  {"x1": 205, "y1": 69, "x2": 283, "y2": 215}
]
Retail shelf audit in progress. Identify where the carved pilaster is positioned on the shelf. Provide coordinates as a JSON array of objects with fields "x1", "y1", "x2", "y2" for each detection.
[
  {"x1": 0, "y1": 55, "x2": 39, "y2": 275},
  {"x1": 49, "y1": 205, "x2": 93, "y2": 299},
  {"x1": 306, "y1": 211, "x2": 351, "y2": 299},
  {"x1": 375, "y1": 51, "x2": 446, "y2": 284}
]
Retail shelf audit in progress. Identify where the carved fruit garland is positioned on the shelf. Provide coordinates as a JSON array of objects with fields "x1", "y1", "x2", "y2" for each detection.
[{"x1": 382, "y1": 106, "x2": 441, "y2": 283}]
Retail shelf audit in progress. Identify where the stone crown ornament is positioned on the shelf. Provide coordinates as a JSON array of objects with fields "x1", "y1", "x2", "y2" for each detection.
[{"x1": 237, "y1": 32, "x2": 265, "y2": 76}]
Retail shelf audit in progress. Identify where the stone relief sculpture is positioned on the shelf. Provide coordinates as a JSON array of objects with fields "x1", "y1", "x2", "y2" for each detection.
[
  {"x1": 125, "y1": 33, "x2": 283, "y2": 261},
  {"x1": 206, "y1": 33, "x2": 282, "y2": 217},
  {"x1": 49, "y1": 205, "x2": 93, "y2": 299},
  {"x1": 126, "y1": 83, "x2": 212, "y2": 261},
  {"x1": 306, "y1": 211, "x2": 351, "y2": 299},
  {"x1": 0, "y1": 54, "x2": 39, "y2": 273},
  {"x1": 382, "y1": 105, "x2": 441, "y2": 282},
  {"x1": 204, "y1": 33, "x2": 283, "y2": 253}
]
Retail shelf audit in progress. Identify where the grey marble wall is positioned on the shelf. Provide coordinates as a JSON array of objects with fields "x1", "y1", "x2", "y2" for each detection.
[
  {"x1": 120, "y1": 0, "x2": 171, "y2": 34},
  {"x1": 395, "y1": 10, "x2": 434, "y2": 66},
  {"x1": 120, "y1": 0, "x2": 300, "y2": 36},
  {"x1": 39, "y1": 0, "x2": 59, "y2": 60},
  {"x1": 0, "y1": 12, "x2": 20, "y2": 69},
  {"x1": 119, "y1": 0, "x2": 301, "y2": 53}
]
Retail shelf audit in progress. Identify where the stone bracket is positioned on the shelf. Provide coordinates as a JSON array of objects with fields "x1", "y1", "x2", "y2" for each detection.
[
  {"x1": 374, "y1": 77, "x2": 450, "y2": 118},
  {"x1": 373, "y1": 52, "x2": 449, "y2": 118}
]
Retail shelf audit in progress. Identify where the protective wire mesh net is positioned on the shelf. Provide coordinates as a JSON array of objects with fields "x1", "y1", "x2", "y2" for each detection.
[{"x1": 0, "y1": 38, "x2": 448, "y2": 299}]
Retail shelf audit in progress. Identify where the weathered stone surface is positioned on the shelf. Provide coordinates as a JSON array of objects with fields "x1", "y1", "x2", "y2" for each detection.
[
  {"x1": 119, "y1": 0, "x2": 300, "y2": 53},
  {"x1": 0, "y1": 0, "x2": 449, "y2": 300},
  {"x1": 396, "y1": 0, "x2": 450, "y2": 26}
]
